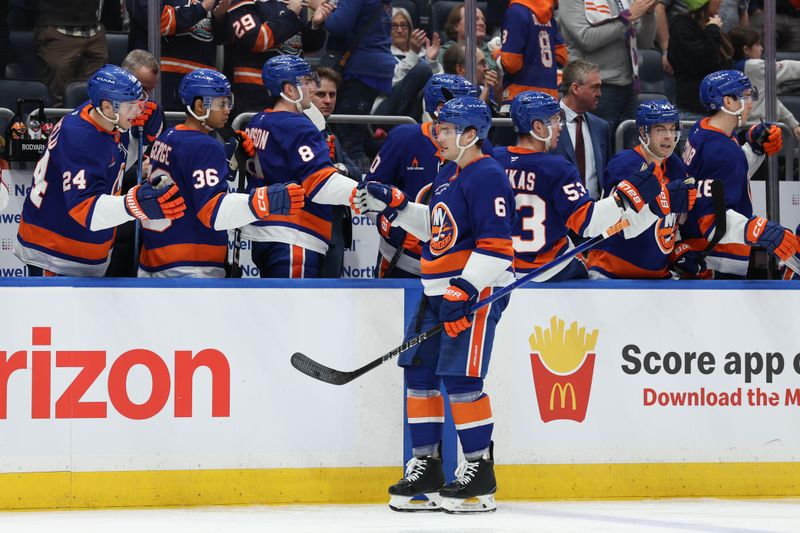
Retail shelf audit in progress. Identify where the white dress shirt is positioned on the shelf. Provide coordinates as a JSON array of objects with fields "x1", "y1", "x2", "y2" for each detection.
[{"x1": 560, "y1": 101, "x2": 599, "y2": 200}]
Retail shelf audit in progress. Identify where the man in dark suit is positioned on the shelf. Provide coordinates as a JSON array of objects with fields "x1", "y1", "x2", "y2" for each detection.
[{"x1": 552, "y1": 60, "x2": 612, "y2": 200}]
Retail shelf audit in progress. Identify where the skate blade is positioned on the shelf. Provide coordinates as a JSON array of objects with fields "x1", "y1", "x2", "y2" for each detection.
[
  {"x1": 441, "y1": 493, "x2": 496, "y2": 514},
  {"x1": 388, "y1": 493, "x2": 442, "y2": 512}
]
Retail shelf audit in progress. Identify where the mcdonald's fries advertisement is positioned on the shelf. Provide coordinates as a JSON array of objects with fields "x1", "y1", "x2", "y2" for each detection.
[{"x1": 491, "y1": 287, "x2": 800, "y2": 464}]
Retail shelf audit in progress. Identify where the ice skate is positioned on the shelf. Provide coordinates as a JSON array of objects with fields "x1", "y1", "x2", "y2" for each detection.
[
  {"x1": 439, "y1": 445, "x2": 497, "y2": 514},
  {"x1": 388, "y1": 456, "x2": 445, "y2": 512}
]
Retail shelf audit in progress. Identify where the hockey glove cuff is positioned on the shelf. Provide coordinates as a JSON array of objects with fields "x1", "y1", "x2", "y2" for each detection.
[
  {"x1": 615, "y1": 162, "x2": 661, "y2": 213},
  {"x1": 744, "y1": 216, "x2": 799, "y2": 261}
]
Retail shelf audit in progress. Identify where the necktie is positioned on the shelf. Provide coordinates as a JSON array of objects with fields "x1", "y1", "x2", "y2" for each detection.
[{"x1": 574, "y1": 114, "x2": 586, "y2": 184}]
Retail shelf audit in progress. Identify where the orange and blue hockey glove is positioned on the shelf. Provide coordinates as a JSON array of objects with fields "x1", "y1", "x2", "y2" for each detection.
[
  {"x1": 439, "y1": 278, "x2": 479, "y2": 337},
  {"x1": 131, "y1": 100, "x2": 158, "y2": 128},
  {"x1": 234, "y1": 129, "x2": 256, "y2": 158},
  {"x1": 663, "y1": 178, "x2": 697, "y2": 214},
  {"x1": 670, "y1": 241, "x2": 709, "y2": 279},
  {"x1": 125, "y1": 177, "x2": 186, "y2": 220},
  {"x1": 744, "y1": 216, "x2": 798, "y2": 261},
  {"x1": 615, "y1": 162, "x2": 662, "y2": 213},
  {"x1": 249, "y1": 182, "x2": 305, "y2": 219},
  {"x1": 747, "y1": 122, "x2": 783, "y2": 156}
]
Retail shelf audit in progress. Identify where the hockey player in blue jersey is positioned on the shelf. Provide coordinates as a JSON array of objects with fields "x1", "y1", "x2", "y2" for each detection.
[
  {"x1": 138, "y1": 69, "x2": 305, "y2": 277},
  {"x1": 354, "y1": 97, "x2": 514, "y2": 514},
  {"x1": 680, "y1": 70, "x2": 798, "y2": 278},
  {"x1": 243, "y1": 55, "x2": 361, "y2": 278},
  {"x1": 493, "y1": 92, "x2": 663, "y2": 281},
  {"x1": 586, "y1": 100, "x2": 698, "y2": 279},
  {"x1": 15, "y1": 65, "x2": 187, "y2": 276},
  {"x1": 366, "y1": 74, "x2": 479, "y2": 278}
]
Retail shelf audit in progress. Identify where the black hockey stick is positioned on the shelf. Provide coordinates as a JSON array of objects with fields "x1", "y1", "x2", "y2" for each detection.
[
  {"x1": 381, "y1": 188, "x2": 433, "y2": 278},
  {"x1": 291, "y1": 219, "x2": 630, "y2": 385},
  {"x1": 132, "y1": 126, "x2": 144, "y2": 273},
  {"x1": 700, "y1": 179, "x2": 726, "y2": 259},
  {"x1": 221, "y1": 126, "x2": 248, "y2": 278}
]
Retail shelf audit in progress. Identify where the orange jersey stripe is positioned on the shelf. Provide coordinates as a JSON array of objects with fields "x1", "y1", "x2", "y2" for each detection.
[
  {"x1": 421, "y1": 249, "x2": 472, "y2": 276},
  {"x1": 18, "y1": 219, "x2": 113, "y2": 262},
  {"x1": 139, "y1": 243, "x2": 227, "y2": 268},
  {"x1": 68, "y1": 196, "x2": 97, "y2": 228},
  {"x1": 587, "y1": 249, "x2": 669, "y2": 279},
  {"x1": 266, "y1": 210, "x2": 332, "y2": 241},
  {"x1": 476, "y1": 237, "x2": 513, "y2": 257},
  {"x1": 505, "y1": 84, "x2": 558, "y2": 102},
  {"x1": 302, "y1": 167, "x2": 337, "y2": 195},
  {"x1": 407, "y1": 396, "x2": 445, "y2": 420},
  {"x1": 252, "y1": 23, "x2": 275, "y2": 52},
  {"x1": 161, "y1": 57, "x2": 215, "y2": 74},
  {"x1": 233, "y1": 67, "x2": 264, "y2": 85},
  {"x1": 467, "y1": 287, "x2": 492, "y2": 377},
  {"x1": 500, "y1": 51, "x2": 524, "y2": 74},
  {"x1": 197, "y1": 192, "x2": 225, "y2": 229},
  {"x1": 450, "y1": 394, "x2": 492, "y2": 425},
  {"x1": 566, "y1": 203, "x2": 592, "y2": 235},
  {"x1": 555, "y1": 43, "x2": 569, "y2": 67},
  {"x1": 160, "y1": 6, "x2": 176, "y2": 36}
]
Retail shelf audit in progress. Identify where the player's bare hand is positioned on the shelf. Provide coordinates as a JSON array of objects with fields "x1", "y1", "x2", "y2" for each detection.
[
  {"x1": 304, "y1": 0, "x2": 323, "y2": 9},
  {"x1": 212, "y1": 0, "x2": 232, "y2": 20},
  {"x1": 201, "y1": 0, "x2": 216, "y2": 12},
  {"x1": 409, "y1": 28, "x2": 426, "y2": 54},
  {"x1": 425, "y1": 31, "x2": 441, "y2": 62},
  {"x1": 312, "y1": 1, "x2": 335, "y2": 26},
  {"x1": 661, "y1": 53, "x2": 673, "y2": 75},
  {"x1": 484, "y1": 69, "x2": 502, "y2": 102},
  {"x1": 629, "y1": 0, "x2": 657, "y2": 21},
  {"x1": 141, "y1": 156, "x2": 152, "y2": 179},
  {"x1": 287, "y1": 0, "x2": 303, "y2": 16},
  {"x1": 706, "y1": 14, "x2": 722, "y2": 28}
]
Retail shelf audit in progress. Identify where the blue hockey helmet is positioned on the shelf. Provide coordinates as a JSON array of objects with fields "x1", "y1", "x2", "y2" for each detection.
[
  {"x1": 423, "y1": 74, "x2": 478, "y2": 116},
  {"x1": 262, "y1": 55, "x2": 315, "y2": 97},
  {"x1": 699, "y1": 70, "x2": 753, "y2": 112},
  {"x1": 510, "y1": 91, "x2": 561, "y2": 134},
  {"x1": 88, "y1": 64, "x2": 143, "y2": 112},
  {"x1": 178, "y1": 68, "x2": 232, "y2": 110},
  {"x1": 437, "y1": 96, "x2": 492, "y2": 139},
  {"x1": 636, "y1": 99, "x2": 680, "y2": 128}
]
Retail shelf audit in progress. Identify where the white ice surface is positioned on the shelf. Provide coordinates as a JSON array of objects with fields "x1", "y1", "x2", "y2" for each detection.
[{"x1": 1, "y1": 499, "x2": 799, "y2": 533}]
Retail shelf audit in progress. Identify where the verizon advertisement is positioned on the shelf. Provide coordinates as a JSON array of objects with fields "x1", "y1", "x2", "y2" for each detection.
[
  {"x1": 491, "y1": 288, "x2": 800, "y2": 465},
  {"x1": 0, "y1": 287, "x2": 405, "y2": 472}
]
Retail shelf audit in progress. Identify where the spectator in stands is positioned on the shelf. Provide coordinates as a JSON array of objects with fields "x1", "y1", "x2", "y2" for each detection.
[
  {"x1": 126, "y1": 0, "x2": 228, "y2": 110},
  {"x1": 718, "y1": 0, "x2": 749, "y2": 31},
  {"x1": 748, "y1": 1, "x2": 800, "y2": 52},
  {"x1": 326, "y1": 0, "x2": 395, "y2": 172},
  {"x1": 33, "y1": 0, "x2": 109, "y2": 107},
  {"x1": 729, "y1": 26, "x2": 800, "y2": 141},
  {"x1": 222, "y1": 0, "x2": 332, "y2": 118},
  {"x1": 311, "y1": 67, "x2": 362, "y2": 277},
  {"x1": 438, "y1": 5, "x2": 496, "y2": 71},
  {"x1": 372, "y1": 7, "x2": 442, "y2": 122},
  {"x1": 551, "y1": 60, "x2": 612, "y2": 201},
  {"x1": 668, "y1": 0, "x2": 733, "y2": 117},
  {"x1": 558, "y1": 0, "x2": 657, "y2": 137},
  {"x1": 442, "y1": 44, "x2": 502, "y2": 114},
  {"x1": 655, "y1": 0, "x2": 688, "y2": 76}
]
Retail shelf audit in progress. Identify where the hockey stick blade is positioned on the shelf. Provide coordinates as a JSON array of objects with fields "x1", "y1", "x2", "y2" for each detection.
[{"x1": 291, "y1": 219, "x2": 629, "y2": 386}]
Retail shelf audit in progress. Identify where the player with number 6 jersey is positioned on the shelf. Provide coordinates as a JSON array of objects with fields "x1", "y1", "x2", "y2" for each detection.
[
  {"x1": 242, "y1": 55, "x2": 361, "y2": 278},
  {"x1": 354, "y1": 97, "x2": 514, "y2": 514},
  {"x1": 139, "y1": 69, "x2": 304, "y2": 278},
  {"x1": 15, "y1": 65, "x2": 187, "y2": 276}
]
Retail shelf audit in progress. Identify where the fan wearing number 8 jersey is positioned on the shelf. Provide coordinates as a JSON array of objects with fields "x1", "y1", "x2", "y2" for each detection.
[
  {"x1": 496, "y1": 91, "x2": 631, "y2": 281},
  {"x1": 495, "y1": 0, "x2": 567, "y2": 108},
  {"x1": 242, "y1": 55, "x2": 360, "y2": 278}
]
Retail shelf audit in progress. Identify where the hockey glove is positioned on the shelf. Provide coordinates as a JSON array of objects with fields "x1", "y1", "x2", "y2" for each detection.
[
  {"x1": 249, "y1": 183, "x2": 305, "y2": 219},
  {"x1": 661, "y1": 178, "x2": 697, "y2": 214},
  {"x1": 439, "y1": 278, "x2": 479, "y2": 338},
  {"x1": 670, "y1": 241, "x2": 708, "y2": 278},
  {"x1": 614, "y1": 162, "x2": 661, "y2": 213},
  {"x1": 125, "y1": 177, "x2": 186, "y2": 220},
  {"x1": 234, "y1": 129, "x2": 256, "y2": 158},
  {"x1": 131, "y1": 100, "x2": 158, "y2": 128},
  {"x1": 747, "y1": 122, "x2": 783, "y2": 156},
  {"x1": 744, "y1": 216, "x2": 799, "y2": 261},
  {"x1": 350, "y1": 181, "x2": 408, "y2": 215}
]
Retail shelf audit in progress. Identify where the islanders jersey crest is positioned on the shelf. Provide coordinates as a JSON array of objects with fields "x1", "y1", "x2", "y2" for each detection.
[
  {"x1": 430, "y1": 202, "x2": 457, "y2": 256},
  {"x1": 655, "y1": 214, "x2": 678, "y2": 254}
]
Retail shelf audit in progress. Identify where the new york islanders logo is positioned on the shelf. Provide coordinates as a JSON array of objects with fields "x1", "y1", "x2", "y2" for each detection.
[
  {"x1": 529, "y1": 316, "x2": 598, "y2": 423},
  {"x1": 430, "y1": 202, "x2": 457, "y2": 256},
  {"x1": 655, "y1": 214, "x2": 678, "y2": 254}
]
